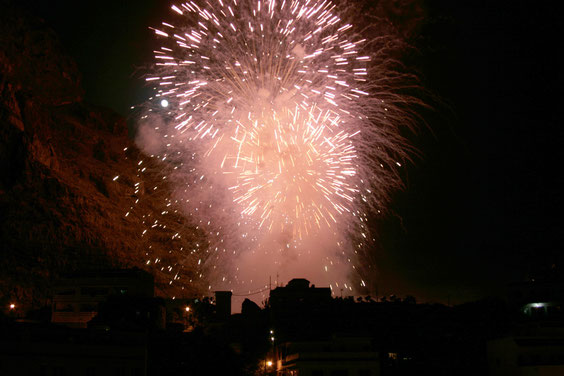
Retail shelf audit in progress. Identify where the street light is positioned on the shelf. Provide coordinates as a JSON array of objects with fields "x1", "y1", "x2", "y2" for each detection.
[
  {"x1": 265, "y1": 329, "x2": 275, "y2": 374},
  {"x1": 264, "y1": 359, "x2": 273, "y2": 375}
]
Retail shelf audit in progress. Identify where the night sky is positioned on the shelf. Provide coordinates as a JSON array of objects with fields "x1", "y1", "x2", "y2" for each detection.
[{"x1": 18, "y1": 0, "x2": 563, "y2": 304}]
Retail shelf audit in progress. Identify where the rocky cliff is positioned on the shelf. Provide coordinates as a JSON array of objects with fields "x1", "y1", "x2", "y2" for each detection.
[{"x1": 0, "y1": 2, "x2": 205, "y2": 311}]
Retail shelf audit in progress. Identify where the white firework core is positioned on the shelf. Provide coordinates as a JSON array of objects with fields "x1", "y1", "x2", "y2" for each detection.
[{"x1": 135, "y1": 0, "x2": 417, "y2": 300}]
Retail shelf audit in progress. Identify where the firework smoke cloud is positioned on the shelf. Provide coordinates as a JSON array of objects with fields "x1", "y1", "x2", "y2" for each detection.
[{"x1": 134, "y1": 0, "x2": 421, "y2": 299}]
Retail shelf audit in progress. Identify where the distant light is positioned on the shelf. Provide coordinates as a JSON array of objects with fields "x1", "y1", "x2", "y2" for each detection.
[
  {"x1": 185, "y1": 306, "x2": 190, "y2": 312},
  {"x1": 532, "y1": 303, "x2": 545, "y2": 308},
  {"x1": 161, "y1": 99, "x2": 169, "y2": 108},
  {"x1": 266, "y1": 361, "x2": 273, "y2": 367},
  {"x1": 9, "y1": 303, "x2": 15, "y2": 310}
]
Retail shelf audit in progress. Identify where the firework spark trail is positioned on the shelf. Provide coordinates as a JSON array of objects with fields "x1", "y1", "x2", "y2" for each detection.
[{"x1": 134, "y1": 0, "x2": 421, "y2": 298}]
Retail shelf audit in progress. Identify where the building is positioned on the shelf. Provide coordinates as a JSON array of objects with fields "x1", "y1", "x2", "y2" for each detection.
[
  {"x1": 269, "y1": 279, "x2": 332, "y2": 342},
  {"x1": 0, "y1": 322, "x2": 147, "y2": 376},
  {"x1": 52, "y1": 268, "x2": 154, "y2": 328},
  {"x1": 275, "y1": 336, "x2": 379, "y2": 376},
  {"x1": 269, "y1": 278, "x2": 332, "y2": 309},
  {"x1": 269, "y1": 280, "x2": 380, "y2": 376},
  {"x1": 507, "y1": 279, "x2": 564, "y2": 309},
  {"x1": 488, "y1": 279, "x2": 564, "y2": 375}
]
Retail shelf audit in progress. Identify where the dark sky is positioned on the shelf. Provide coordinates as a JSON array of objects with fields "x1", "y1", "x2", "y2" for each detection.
[
  {"x1": 19, "y1": 0, "x2": 165, "y2": 114},
  {"x1": 20, "y1": 0, "x2": 563, "y2": 304},
  {"x1": 383, "y1": 0, "x2": 564, "y2": 303}
]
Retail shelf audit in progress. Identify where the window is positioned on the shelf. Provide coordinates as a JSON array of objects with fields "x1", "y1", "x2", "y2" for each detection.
[{"x1": 55, "y1": 303, "x2": 74, "y2": 312}]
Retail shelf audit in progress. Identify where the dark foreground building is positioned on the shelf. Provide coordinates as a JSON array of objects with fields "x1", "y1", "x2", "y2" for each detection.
[
  {"x1": 0, "y1": 269, "x2": 256, "y2": 376},
  {"x1": 275, "y1": 336, "x2": 380, "y2": 376},
  {"x1": 51, "y1": 268, "x2": 156, "y2": 328},
  {"x1": 487, "y1": 279, "x2": 564, "y2": 375},
  {"x1": 0, "y1": 323, "x2": 147, "y2": 375},
  {"x1": 269, "y1": 279, "x2": 380, "y2": 376}
]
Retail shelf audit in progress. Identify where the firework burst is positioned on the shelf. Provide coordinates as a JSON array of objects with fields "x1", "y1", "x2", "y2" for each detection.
[{"x1": 133, "y1": 0, "x2": 422, "y2": 298}]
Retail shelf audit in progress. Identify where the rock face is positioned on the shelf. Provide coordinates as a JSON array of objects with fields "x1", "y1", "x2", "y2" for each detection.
[{"x1": 0, "y1": 2, "x2": 204, "y2": 310}]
